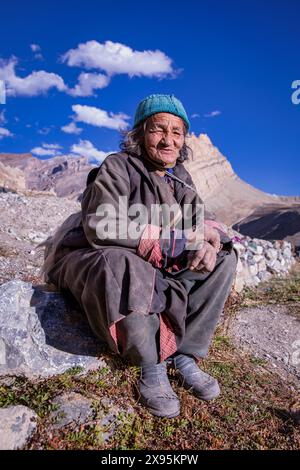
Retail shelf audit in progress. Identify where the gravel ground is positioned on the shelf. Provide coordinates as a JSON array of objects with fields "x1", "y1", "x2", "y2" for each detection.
[
  {"x1": 228, "y1": 304, "x2": 300, "y2": 386},
  {"x1": 0, "y1": 190, "x2": 80, "y2": 285}
]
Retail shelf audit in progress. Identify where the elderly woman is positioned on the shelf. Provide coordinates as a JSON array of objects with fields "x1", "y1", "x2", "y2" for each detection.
[{"x1": 43, "y1": 94, "x2": 237, "y2": 418}]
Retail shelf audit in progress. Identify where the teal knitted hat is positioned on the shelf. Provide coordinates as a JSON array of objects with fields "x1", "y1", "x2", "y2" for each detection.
[{"x1": 134, "y1": 94, "x2": 190, "y2": 130}]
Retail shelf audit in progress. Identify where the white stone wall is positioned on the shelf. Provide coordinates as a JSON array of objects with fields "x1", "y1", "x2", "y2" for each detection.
[{"x1": 232, "y1": 236, "x2": 296, "y2": 293}]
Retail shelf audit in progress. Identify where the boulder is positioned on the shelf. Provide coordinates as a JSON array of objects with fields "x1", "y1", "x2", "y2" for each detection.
[
  {"x1": 257, "y1": 271, "x2": 272, "y2": 282},
  {"x1": 50, "y1": 392, "x2": 94, "y2": 429},
  {"x1": 265, "y1": 248, "x2": 278, "y2": 260},
  {"x1": 49, "y1": 392, "x2": 133, "y2": 442},
  {"x1": 0, "y1": 405, "x2": 38, "y2": 450},
  {"x1": 0, "y1": 280, "x2": 106, "y2": 378}
]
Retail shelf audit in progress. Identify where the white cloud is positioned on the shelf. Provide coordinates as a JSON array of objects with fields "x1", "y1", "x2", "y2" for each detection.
[
  {"x1": 61, "y1": 121, "x2": 82, "y2": 135},
  {"x1": 0, "y1": 57, "x2": 67, "y2": 97},
  {"x1": 37, "y1": 127, "x2": 51, "y2": 135},
  {"x1": 30, "y1": 44, "x2": 41, "y2": 52},
  {"x1": 31, "y1": 142, "x2": 62, "y2": 156},
  {"x1": 0, "y1": 127, "x2": 13, "y2": 139},
  {"x1": 42, "y1": 143, "x2": 62, "y2": 150},
  {"x1": 31, "y1": 147, "x2": 58, "y2": 156},
  {"x1": 0, "y1": 57, "x2": 109, "y2": 98},
  {"x1": 191, "y1": 113, "x2": 200, "y2": 118},
  {"x1": 67, "y1": 72, "x2": 110, "y2": 97},
  {"x1": 30, "y1": 44, "x2": 44, "y2": 60},
  {"x1": 62, "y1": 40, "x2": 175, "y2": 78},
  {"x1": 70, "y1": 139, "x2": 111, "y2": 162},
  {"x1": 1, "y1": 41, "x2": 174, "y2": 100},
  {"x1": 0, "y1": 79, "x2": 5, "y2": 104},
  {"x1": 72, "y1": 104, "x2": 130, "y2": 130},
  {"x1": 204, "y1": 110, "x2": 221, "y2": 118},
  {"x1": 34, "y1": 53, "x2": 44, "y2": 61},
  {"x1": 0, "y1": 110, "x2": 6, "y2": 124}
]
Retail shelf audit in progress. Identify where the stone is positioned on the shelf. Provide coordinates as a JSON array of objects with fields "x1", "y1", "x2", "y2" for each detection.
[
  {"x1": 0, "y1": 280, "x2": 107, "y2": 378},
  {"x1": 240, "y1": 251, "x2": 248, "y2": 260},
  {"x1": 49, "y1": 392, "x2": 132, "y2": 443},
  {"x1": 257, "y1": 259, "x2": 267, "y2": 272},
  {"x1": 256, "y1": 246, "x2": 263, "y2": 255},
  {"x1": 232, "y1": 242, "x2": 245, "y2": 255},
  {"x1": 249, "y1": 264, "x2": 258, "y2": 276},
  {"x1": 283, "y1": 247, "x2": 292, "y2": 258},
  {"x1": 28, "y1": 232, "x2": 47, "y2": 244},
  {"x1": 252, "y1": 276, "x2": 261, "y2": 286},
  {"x1": 0, "y1": 405, "x2": 38, "y2": 450},
  {"x1": 236, "y1": 257, "x2": 244, "y2": 273},
  {"x1": 247, "y1": 241, "x2": 258, "y2": 254},
  {"x1": 50, "y1": 392, "x2": 94, "y2": 429},
  {"x1": 266, "y1": 258, "x2": 276, "y2": 269},
  {"x1": 253, "y1": 254, "x2": 264, "y2": 263},
  {"x1": 262, "y1": 240, "x2": 273, "y2": 249},
  {"x1": 268, "y1": 260, "x2": 284, "y2": 273},
  {"x1": 265, "y1": 249, "x2": 278, "y2": 260},
  {"x1": 283, "y1": 241, "x2": 292, "y2": 249},
  {"x1": 233, "y1": 276, "x2": 245, "y2": 293},
  {"x1": 257, "y1": 271, "x2": 272, "y2": 282}
]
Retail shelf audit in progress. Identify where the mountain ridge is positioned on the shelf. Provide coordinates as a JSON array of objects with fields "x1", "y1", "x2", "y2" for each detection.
[{"x1": 0, "y1": 135, "x2": 299, "y2": 245}]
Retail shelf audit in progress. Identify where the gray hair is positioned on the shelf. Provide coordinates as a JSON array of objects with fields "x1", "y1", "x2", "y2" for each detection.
[{"x1": 119, "y1": 119, "x2": 193, "y2": 163}]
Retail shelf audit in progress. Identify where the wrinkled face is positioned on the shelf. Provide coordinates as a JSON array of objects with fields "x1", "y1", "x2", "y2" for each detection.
[{"x1": 143, "y1": 113, "x2": 185, "y2": 166}]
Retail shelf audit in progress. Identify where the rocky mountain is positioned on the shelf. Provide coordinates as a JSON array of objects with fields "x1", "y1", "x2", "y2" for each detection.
[
  {"x1": 0, "y1": 161, "x2": 26, "y2": 192},
  {"x1": 0, "y1": 135, "x2": 299, "y2": 245},
  {"x1": 185, "y1": 134, "x2": 300, "y2": 226},
  {"x1": 185, "y1": 134, "x2": 300, "y2": 248},
  {"x1": 0, "y1": 153, "x2": 93, "y2": 198},
  {"x1": 233, "y1": 205, "x2": 300, "y2": 252}
]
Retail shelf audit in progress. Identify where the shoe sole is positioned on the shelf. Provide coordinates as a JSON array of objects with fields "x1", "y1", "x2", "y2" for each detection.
[
  {"x1": 148, "y1": 409, "x2": 180, "y2": 418},
  {"x1": 147, "y1": 407, "x2": 180, "y2": 418},
  {"x1": 139, "y1": 397, "x2": 180, "y2": 418},
  {"x1": 182, "y1": 382, "x2": 221, "y2": 401}
]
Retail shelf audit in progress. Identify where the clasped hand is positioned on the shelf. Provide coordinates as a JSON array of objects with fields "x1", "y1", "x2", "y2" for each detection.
[{"x1": 187, "y1": 224, "x2": 221, "y2": 272}]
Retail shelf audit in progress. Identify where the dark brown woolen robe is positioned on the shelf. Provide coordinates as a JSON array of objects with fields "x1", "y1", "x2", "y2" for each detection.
[{"x1": 44, "y1": 151, "x2": 236, "y2": 363}]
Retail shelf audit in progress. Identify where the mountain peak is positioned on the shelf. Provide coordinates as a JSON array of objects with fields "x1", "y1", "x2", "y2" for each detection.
[{"x1": 183, "y1": 134, "x2": 300, "y2": 225}]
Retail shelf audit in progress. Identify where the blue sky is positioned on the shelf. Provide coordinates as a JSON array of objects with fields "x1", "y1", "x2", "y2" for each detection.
[{"x1": 0, "y1": 0, "x2": 299, "y2": 195}]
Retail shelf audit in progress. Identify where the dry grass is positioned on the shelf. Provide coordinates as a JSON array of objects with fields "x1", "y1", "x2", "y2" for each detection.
[{"x1": 1, "y1": 332, "x2": 299, "y2": 450}]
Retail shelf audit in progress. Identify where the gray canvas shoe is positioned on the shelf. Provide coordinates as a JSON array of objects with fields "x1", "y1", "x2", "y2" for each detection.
[
  {"x1": 173, "y1": 354, "x2": 220, "y2": 401},
  {"x1": 139, "y1": 362, "x2": 180, "y2": 418}
]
